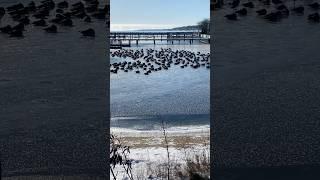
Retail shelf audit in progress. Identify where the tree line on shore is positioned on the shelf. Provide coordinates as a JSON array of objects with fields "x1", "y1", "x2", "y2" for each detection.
[{"x1": 198, "y1": 18, "x2": 210, "y2": 34}]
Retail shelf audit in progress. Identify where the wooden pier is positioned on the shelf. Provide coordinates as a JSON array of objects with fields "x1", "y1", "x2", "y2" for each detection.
[{"x1": 109, "y1": 31, "x2": 209, "y2": 48}]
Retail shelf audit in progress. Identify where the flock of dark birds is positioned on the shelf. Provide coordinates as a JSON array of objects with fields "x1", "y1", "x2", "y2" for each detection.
[
  {"x1": 222, "y1": 0, "x2": 320, "y2": 22},
  {"x1": 110, "y1": 48, "x2": 211, "y2": 75},
  {"x1": 0, "y1": 0, "x2": 108, "y2": 37}
]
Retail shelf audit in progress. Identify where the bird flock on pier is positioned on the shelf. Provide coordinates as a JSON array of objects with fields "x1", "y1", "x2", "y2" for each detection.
[
  {"x1": 110, "y1": 48, "x2": 210, "y2": 75},
  {"x1": 0, "y1": 0, "x2": 108, "y2": 37},
  {"x1": 222, "y1": 0, "x2": 320, "y2": 22}
]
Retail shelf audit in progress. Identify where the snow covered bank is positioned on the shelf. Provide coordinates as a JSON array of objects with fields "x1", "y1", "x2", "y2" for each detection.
[{"x1": 110, "y1": 125, "x2": 210, "y2": 179}]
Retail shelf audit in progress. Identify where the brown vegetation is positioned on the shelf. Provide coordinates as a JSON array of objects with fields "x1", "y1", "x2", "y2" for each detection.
[{"x1": 110, "y1": 125, "x2": 210, "y2": 179}]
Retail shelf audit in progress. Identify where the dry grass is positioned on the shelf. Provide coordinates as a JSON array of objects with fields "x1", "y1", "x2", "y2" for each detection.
[
  {"x1": 183, "y1": 147, "x2": 210, "y2": 179},
  {"x1": 111, "y1": 136, "x2": 210, "y2": 179},
  {"x1": 111, "y1": 129, "x2": 210, "y2": 179},
  {"x1": 131, "y1": 147, "x2": 210, "y2": 180}
]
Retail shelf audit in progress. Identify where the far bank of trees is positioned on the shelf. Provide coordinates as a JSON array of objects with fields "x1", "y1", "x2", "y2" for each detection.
[{"x1": 198, "y1": 19, "x2": 210, "y2": 34}]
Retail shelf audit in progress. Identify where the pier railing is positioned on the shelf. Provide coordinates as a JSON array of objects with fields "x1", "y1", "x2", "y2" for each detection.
[{"x1": 109, "y1": 31, "x2": 210, "y2": 48}]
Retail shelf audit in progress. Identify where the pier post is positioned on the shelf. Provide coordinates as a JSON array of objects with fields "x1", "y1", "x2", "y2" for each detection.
[
  {"x1": 136, "y1": 40, "x2": 138, "y2": 45},
  {"x1": 191, "y1": 34, "x2": 194, "y2": 44}
]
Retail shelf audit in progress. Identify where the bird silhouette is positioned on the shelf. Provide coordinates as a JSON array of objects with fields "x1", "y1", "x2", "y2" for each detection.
[
  {"x1": 256, "y1": 9, "x2": 267, "y2": 16},
  {"x1": 272, "y1": 0, "x2": 282, "y2": 5},
  {"x1": 80, "y1": 28, "x2": 95, "y2": 37},
  {"x1": 236, "y1": 8, "x2": 248, "y2": 15},
  {"x1": 308, "y1": 12, "x2": 320, "y2": 22},
  {"x1": 243, "y1": 2, "x2": 254, "y2": 8},
  {"x1": 33, "y1": 19, "x2": 47, "y2": 26},
  {"x1": 225, "y1": 13, "x2": 237, "y2": 20},
  {"x1": 44, "y1": 25, "x2": 57, "y2": 33},
  {"x1": 0, "y1": 25, "x2": 12, "y2": 34},
  {"x1": 309, "y1": 2, "x2": 320, "y2": 10},
  {"x1": 292, "y1": 6, "x2": 304, "y2": 14},
  {"x1": 231, "y1": 0, "x2": 240, "y2": 8}
]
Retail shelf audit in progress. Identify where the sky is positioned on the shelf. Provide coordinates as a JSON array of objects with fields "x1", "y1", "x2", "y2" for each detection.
[{"x1": 110, "y1": 0, "x2": 210, "y2": 31}]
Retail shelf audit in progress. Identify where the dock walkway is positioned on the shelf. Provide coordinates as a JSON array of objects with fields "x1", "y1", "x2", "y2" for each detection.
[{"x1": 109, "y1": 31, "x2": 210, "y2": 48}]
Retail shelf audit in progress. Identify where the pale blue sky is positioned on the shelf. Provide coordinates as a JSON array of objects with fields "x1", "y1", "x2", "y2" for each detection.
[{"x1": 110, "y1": 0, "x2": 209, "y2": 31}]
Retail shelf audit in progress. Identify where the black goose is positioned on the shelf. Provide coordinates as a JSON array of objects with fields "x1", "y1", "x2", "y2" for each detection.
[
  {"x1": 80, "y1": 28, "x2": 95, "y2": 37},
  {"x1": 44, "y1": 25, "x2": 57, "y2": 33},
  {"x1": 50, "y1": 15, "x2": 64, "y2": 23},
  {"x1": 309, "y1": 2, "x2": 320, "y2": 10},
  {"x1": 19, "y1": 16, "x2": 30, "y2": 25},
  {"x1": 8, "y1": 8, "x2": 28, "y2": 17},
  {"x1": 62, "y1": 12, "x2": 71, "y2": 18},
  {"x1": 256, "y1": 9, "x2": 267, "y2": 15},
  {"x1": 56, "y1": 9, "x2": 64, "y2": 14},
  {"x1": 272, "y1": 0, "x2": 282, "y2": 5},
  {"x1": 26, "y1": 1, "x2": 36, "y2": 12},
  {"x1": 60, "y1": 18, "x2": 73, "y2": 26},
  {"x1": 33, "y1": 10, "x2": 50, "y2": 19},
  {"x1": 277, "y1": 4, "x2": 288, "y2": 10},
  {"x1": 72, "y1": 2, "x2": 84, "y2": 8},
  {"x1": 292, "y1": 6, "x2": 304, "y2": 14},
  {"x1": 308, "y1": 12, "x2": 320, "y2": 22},
  {"x1": 33, "y1": 19, "x2": 47, "y2": 26},
  {"x1": 91, "y1": 12, "x2": 106, "y2": 19},
  {"x1": 236, "y1": 8, "x2": 248, "y2": 15},
  {"x1": 243, "y1": 2, "x2": 254, "y2": 8},
  {"x1": 225, "y1": 13, "x2": 237, "y2": 20},
  {"x1": 0, "y1": 7, "x2": 5, "y2": 17},
  {"x1": 74, "y1": 11, "x2": 87, "y2": 19},
  {"x1": 0, "y1": 25, "x2": 12, "y2": 33},
  {"x1": 265, "y1": 11, "x2": 282, "y2": 22},
  {"x1": 10, "y1": 29, "x2": 23, "y2": 37},
  {"x1": 38, "y1": 0, "x2": 55, "y2": 10},
  {"x1": 12, "y1": 23, "x2": 25, "y2": 31},
  {"x1": 85, "y1": 5, "x2": 98, "y2": 13},
  {"x1": 7, "y1": 3, "x2": 24, "y2": 12},
  {"x1": 84, "y1": 15, "x2": 91, "y2": 22},
  {"x1": 231, "y1": 0, "x2": 240, "y2": 8},
  {"x1": 85, "y1": 0, "x2": 99, "y2": 6},
  {"x1": 263, "y1": 0, "x2": 271, "y2": 5},
  {"x1": 57, "y1": 1, "x2": 69, "y2": 8}
]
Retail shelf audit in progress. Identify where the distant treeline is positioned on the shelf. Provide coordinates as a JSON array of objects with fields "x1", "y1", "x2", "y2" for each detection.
[
  {"x1": 171, "y1": 19, "x2": 210, "y2": 34},
  {"x1": 197, "y1": 19, "x2": 210, "y2": 34}
]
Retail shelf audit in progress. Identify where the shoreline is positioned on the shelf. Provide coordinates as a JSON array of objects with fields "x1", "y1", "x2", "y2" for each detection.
[
  {"x1": 111, "y1": 124, "x2": 210, "y2": 134},
  {"x1": 111, "y1": 124, "x2": 209, "y2": 148}
]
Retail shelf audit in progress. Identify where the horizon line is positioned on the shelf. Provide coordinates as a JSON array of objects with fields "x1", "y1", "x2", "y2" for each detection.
[{"x1": 110, "y1": 23, "x2": 198, "y2": 31}]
